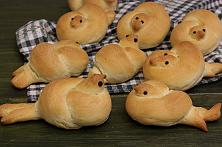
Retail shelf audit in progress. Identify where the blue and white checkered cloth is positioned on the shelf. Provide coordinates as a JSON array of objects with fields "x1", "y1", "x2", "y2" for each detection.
[{"x1": 16, "y1": 0, "x2": 222, "y2": 102}]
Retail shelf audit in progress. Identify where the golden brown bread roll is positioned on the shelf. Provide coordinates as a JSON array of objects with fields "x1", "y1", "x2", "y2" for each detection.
[
  {"x1": 143, "y1": 41, "x2": 222, "y2": 90},
  {"x1": 170, "y1": 9, "x2": 222, "y2": 55},
  {"x1": 56, "y1": 4, "x2": 115, "y2": 44},
  {"x1": 68, "y1": 0, "x2": 118, "y2": 12},
  {"x1": 1, "y1": 74, "x2": 111, "y2": 129},
  {"x1": 89, "y1": 35, "x2": 146, "y2": 83},
  {"x1": 11, "y1": 40, "x2": 88, "y2": 89},
  {"x1": 117, "y1": 2, "x2": 171, "y2": 49},
  {"x1": 126, "y1": 80, "x2": 221, "y2": 132}
]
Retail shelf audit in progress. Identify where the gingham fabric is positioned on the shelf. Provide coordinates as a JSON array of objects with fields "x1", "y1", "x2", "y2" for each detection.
[{"x1": 16, "y1": 0, "x2": 222, "y2": 102}]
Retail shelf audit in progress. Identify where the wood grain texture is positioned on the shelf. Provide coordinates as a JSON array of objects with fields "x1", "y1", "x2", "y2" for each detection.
[{"x1": 0, "y1": 0, "x2": 221, "y2": 146}]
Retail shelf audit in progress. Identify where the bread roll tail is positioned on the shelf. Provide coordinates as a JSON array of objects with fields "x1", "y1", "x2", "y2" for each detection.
[
  {"x1": 180, "y1": 106, "x2": 208, "y2": 131},
  {"x1": 0, "y1": 103, "x2": 40, "y2": 125},
  {"x1": 204, "y1": 103, "x2": 221, "y2": 121},
  {"x1": 11, "y1": 64, "x2": 40, "y2": 89},
  {"x1": 204, "y1": 62, "x2": 222, "y2": 77},
  {"x1": 180, "y1": 104, "x2": 221, "y2": 132}
]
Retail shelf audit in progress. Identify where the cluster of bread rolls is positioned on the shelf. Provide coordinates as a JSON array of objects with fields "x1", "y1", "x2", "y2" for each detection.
[
  {"x1": 1, "y1": 1, "x2": 221, "y2": 131},
  {"x1": 1, "y1": 0, "x2": 118, "y2": 129}
]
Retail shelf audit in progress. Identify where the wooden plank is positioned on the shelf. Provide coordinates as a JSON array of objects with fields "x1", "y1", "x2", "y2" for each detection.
[{"x1": 0, "y1": 94, "x2": 221, "y2": 146}]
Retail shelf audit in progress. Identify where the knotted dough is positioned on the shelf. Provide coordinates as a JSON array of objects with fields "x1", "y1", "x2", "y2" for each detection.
[
  {"x1": 11, "y1": 40, "x2": 88, "y2": 88},
  {"x1": 89, "y1": 35, "x2": 146, "y2": 84},
  {"x1": 117, "y1": 2, "x2": 171, "y2": 49},
  {"x1": 170, "y1": 9, "x2": 222, "y2": 55},
  {"x1": 143, "y1": 41, "x2": 222, "y2": 90},
  {"x1": 2, "y1": 75, "x2": 111, "y2": 129},
  {"x1": 126, "y1": 80, "x2": 221, "y2": 132}
]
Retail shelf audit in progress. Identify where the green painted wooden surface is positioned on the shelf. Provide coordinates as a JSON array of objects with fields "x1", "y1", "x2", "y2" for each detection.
[{"x1": 0, "y1": 0, "x2": 222, "y2": 146}]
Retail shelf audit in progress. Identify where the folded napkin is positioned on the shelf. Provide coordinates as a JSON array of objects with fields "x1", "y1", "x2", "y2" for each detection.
[{"x1": 16, "y1": 0, "x2": 222, "y2": 102}]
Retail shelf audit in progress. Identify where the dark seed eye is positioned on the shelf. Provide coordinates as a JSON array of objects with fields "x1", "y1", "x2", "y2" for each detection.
[
  {"x1": 126, "y1": 34, "x2": 129, "y2": 37},
  {"x1": 76, "y1": 41, "x2": 79, "y2": 44},
  {"x1": 164, "y1": 53, "x2": 168, "y2": 56},
  {"x1": 136, "y1": 17, "x2": 139, "y2": 20},
  {"x1": 98, "y1": 81, "x2": 103, "y2": 87},
  {"x1": 165, "y1": 61, "x2": 169, "y2": 65},
  {"x1": 141, "y1": 20, "x2": 144, "y2": 24},
  {"x1": 80, "y1": 20, "x2": 82, "y2": 23},
  {"x1": 193, "y1": 31, "x2": 196, "y2": 34},
  {"x1": 71, "y1": 18, "x2": 74, "y2": 20},
  {"x1": 143, "y1": 91, "x2": 148, "y2": 95},
  {"x1": 134, "y1": 38, "x2": 138, "y2": 43},
  {"x1": 203, "y1": 29, "x2": 206, "y2": 32}
]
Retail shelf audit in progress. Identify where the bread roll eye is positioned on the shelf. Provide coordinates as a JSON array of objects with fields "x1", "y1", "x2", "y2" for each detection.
[
  {"x1": 165, "y1": 61, "x2": 169, "y2": 65},
  {"x1": 134, "y1": 38, "x2": 138, "y2": 43},
  {"x1": 98, "y1": 81, "x2": 103, "y2": 87},
  {"x1": 143, "y1": 91, "x2": 148, "y2": 95}
]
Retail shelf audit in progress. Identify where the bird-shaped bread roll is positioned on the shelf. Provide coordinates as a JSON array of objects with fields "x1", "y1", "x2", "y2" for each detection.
[
  {"x1": 117, "y1": 2, "x2": 171, "y2": 49},
  {"x1": 56, "y1": 4, "x2": 115, "y2": 44},
  {"x1": 11, "y1": 40, "x2": 88, "y2": 89},
  {"x1": 89, "y1": 35, "x2": 146, "y2": 84},
  {"x1": 125, "y1": 80, "x2": 221, "y2": 132},
  {"x1": 68, "y1": 0, "x2": 118, "y2": 12},
  {"x1": 143, "y1": 41, "x2": 222, "y2": 90},
  {"x1": 170, "y1": 9, "x2": 222, "y2": 55},
  {"x1": 1, "y1": 74, "x2": 111, "y2": 129}
]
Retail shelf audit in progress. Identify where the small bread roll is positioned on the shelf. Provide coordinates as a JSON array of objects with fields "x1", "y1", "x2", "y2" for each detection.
[
  {"x1": 117, "y1": 2, "x2": 171, "y2": 49},
  {"x1": 143, "y1": 41, "x2": 222, "y2": 90},
  {"x1": 170, "y1": 9, "x2": 222, "y2": 55},
  {"x1": 68, "y1": 0, "x2": 118, "y2": 11},
  {"x1": 11, "y1": 40, "x2": 88, "y2": 89},
  {"x1": 56, "y1": 4, "x2": 115, "y2": 44},
  {"x1": 89, "y1": 35, "x2": 146, "y2": 83},
  {"x1": 1, "y1": 74, "x2": 112, "y2": 129},
  {"x1": 126, "y1": 80, "x2": 221, "y2": 132}
]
